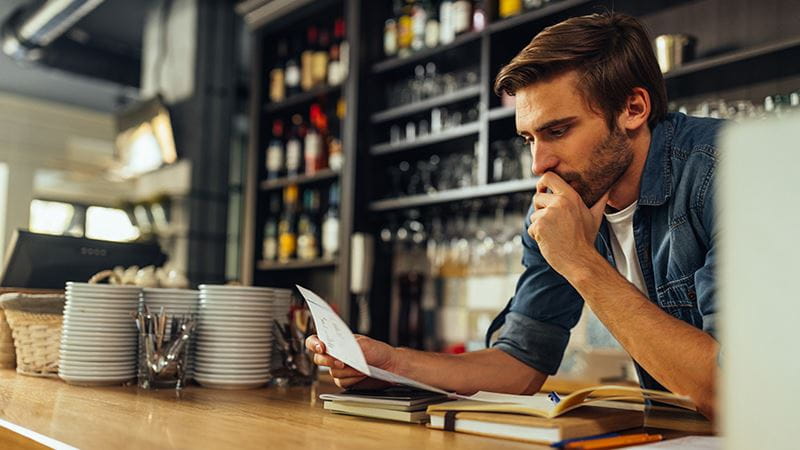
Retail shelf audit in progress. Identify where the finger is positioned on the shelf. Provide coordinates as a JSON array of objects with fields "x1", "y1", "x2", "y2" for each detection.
[
  {"x1": 330, "y1": 366, "x2": 367, "y2": 378},
  {"x1": 305, "y1": 335, "x2": 326, "y2": 354},
  {"x1": 589, "y1": 192, "x2": 610, "y2": 222},
  {"x1": 528, "y1": 208, "x2": 545, "y2": 227},
  {"x1": 533, "y1": 192, "x2": 558, "y2": 210},
  {"x1": 537, "y1": 172, "x2": 575, "y2": 197},
  {"x1": 313, "y1": 353, "x2": 345, "y2": 368},
  {"x1": 334, "y1": 375, "x2": 367, "y2": 389}
]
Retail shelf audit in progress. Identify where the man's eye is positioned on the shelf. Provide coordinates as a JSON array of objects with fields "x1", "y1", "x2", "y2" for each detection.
[
  {"x1": 550, "y1": 127, "x2": 568, "y2": 137},
  {"x1": 521, "y1": 136, "x2": 534, "y2": 145}
]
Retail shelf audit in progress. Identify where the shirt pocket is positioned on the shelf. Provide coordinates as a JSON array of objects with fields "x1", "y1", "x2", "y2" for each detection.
[{"x1": 655, "y1": 275, "x2": 703, "y2": 329}]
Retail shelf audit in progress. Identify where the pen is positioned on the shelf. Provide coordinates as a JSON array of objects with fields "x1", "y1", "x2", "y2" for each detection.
[
  {"x1": 565, "y1": 433, "x2": 663, "y2": 449},
  {"x1": 550, "y1": 432, "x2": 620, "y2": 448}
]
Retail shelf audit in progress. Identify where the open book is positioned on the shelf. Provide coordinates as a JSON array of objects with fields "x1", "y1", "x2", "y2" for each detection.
[{"x1": 296, "y1": 285, "x2": 696, "y2": 414}]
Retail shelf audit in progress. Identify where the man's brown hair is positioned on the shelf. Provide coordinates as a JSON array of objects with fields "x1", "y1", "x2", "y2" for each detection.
[{"x1": 494, "y1": 13, "x2": 667, "y2": 129}]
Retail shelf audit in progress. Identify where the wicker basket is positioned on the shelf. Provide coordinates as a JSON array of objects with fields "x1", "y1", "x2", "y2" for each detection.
[
  {"x1": 3, "y1": 310, "x2": 62, "y2": 377},
  {"x1": 0, "y1": 293, "x2": 65, "y2": 378},
  {"x1": 0, "y1": 309, "x2": 16, "y2": 369}
]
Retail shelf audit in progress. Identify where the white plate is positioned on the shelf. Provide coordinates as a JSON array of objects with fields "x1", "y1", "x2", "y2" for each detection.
[
  {"x1": 194, "y1": 378, "x2": 267, "y2": 390},
  {"x1": 195, "y1": 351, "x2": 272, "y2": 359},
  {"x1": 196, "y1": 338, "x2": 273, "y2": 347},
  {"x1": 64, "y1": 302, "x2": 139, "y2": 312},
  {"x1": 197, "y1": 305, "x2": 275, "y2": 313},
  {"x1": 66, "y1": 289, "x2": 140, "y2": 298},
  {"x1": 66, "y1": 282, "x2": 141, "y2": 291},
  {"x1": 193, "y1": 358, "x2": 269, "y2": 367},
  {"x1": 142, "y1": 288, "x2": 199, "y2": 295},
  {"x1": 58, "y1": 373, "x2": 134, "y2": 386},
  {"x1": 198, "y1": 317, "x2": 271, "y2": 325},
  {"x1": 60, "y1": 361, "x2": 135, "y2": 370},
  {"x1": 193, "y1": 366, "x2": 270, "y2": 376},
  {"x1": 62, "y1": 319, "x2": 134, "y2": 328},
  {"x1": 59, "y1": 356, "x2": 136, "y2": 364},
  {"x1": 196, "y1": 341, "x2": 272, "y2": 350},
  {"x1": 194, "y1": 372, "x2": 271, "y2": 381},
  {"x1": 61, "y1": 328, "x2": 136, "y2": 336},
  {"x1": 60, "y1": 335, "x2": 136, "y2": 345},
  {"x1": 195, "y1": 331, "x2": 272, "y2": 339},
  {"x1": 194, "y1": 357, "x2": 268, "y2": 364}
]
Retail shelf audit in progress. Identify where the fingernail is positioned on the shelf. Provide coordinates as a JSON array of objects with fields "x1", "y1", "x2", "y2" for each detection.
[
  {"x1": 315, "y1": 344, "x2": 323, "y2": 353},
  {"x1": 335, "y1": 360, "x2": 344, "y2": 369}
]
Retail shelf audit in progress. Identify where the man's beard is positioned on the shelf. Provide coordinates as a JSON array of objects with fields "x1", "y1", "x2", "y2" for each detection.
[{"x1": 558, "y1": 125, "x2": 633, "y2": 207}]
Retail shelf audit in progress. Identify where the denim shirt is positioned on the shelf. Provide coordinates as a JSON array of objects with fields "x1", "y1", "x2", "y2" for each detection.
[{"x1": 486, "y1": 112, "x2": 723, "y2": 392}]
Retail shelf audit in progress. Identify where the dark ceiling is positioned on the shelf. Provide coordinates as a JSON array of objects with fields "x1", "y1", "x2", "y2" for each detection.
[{"x1": 0, "y1": 0, "x2": 147, "y2": 112}]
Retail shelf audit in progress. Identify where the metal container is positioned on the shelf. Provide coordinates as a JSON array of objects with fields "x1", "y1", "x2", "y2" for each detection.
[{"x1": 654, "y1": 34, "x2": 696, "y2": 73}]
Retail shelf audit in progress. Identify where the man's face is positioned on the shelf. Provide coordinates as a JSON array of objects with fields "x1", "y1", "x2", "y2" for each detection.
[{"x1": 515, "y1": 71, "x2": 633, "y2": 207}]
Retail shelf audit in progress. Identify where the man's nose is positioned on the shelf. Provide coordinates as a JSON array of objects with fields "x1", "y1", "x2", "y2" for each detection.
[{"x1": 531, "y1": 143, "x2": 558, "y2": 176}]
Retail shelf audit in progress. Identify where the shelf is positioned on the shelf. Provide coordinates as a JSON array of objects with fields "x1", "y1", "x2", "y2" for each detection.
[
  {"x1": 487, "y1": 0, "x2": 593, "y2": 35},
  {"x1": 488, "y1": 106, "x2": 515, "y2": 121},
  {"x1": 263, "y1": 84, "x2": 342, "y2": 114},
  {"x1": 663, "y1": 35, "x2": 800, "y2": 80},
  {"x1": 371, "y1": 86, "x2": 482, "y2": 124},
  {"x1": 370, "y1": 122, "x2": 480, "y2": 156},
  {"x1": 259, "y1": 169, "x2": 339, "y2": 191},
  {"x1": 256, "y1": 258, "x2": 338, "y2": 271},
  {"x1": 371, "y1": 31, "x2": 483, "y2": 74},
  {"x1": 369, "y1": 178, "x2": 540, "y2": 211}
]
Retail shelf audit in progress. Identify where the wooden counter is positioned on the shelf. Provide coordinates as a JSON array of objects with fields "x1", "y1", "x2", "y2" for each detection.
[{"x1": 0, "y1": 370, "x2": 711, "y2": 449}]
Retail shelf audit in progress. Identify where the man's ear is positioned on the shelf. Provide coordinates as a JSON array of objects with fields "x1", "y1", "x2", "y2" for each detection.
[{"x1": 618, "y1": 87, "x2": 651, "y2": 132}]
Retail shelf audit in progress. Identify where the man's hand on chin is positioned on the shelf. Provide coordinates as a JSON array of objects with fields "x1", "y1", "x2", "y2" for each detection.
[{"x1": 528, "y1": 172, "x2": 609, "y2": 277}]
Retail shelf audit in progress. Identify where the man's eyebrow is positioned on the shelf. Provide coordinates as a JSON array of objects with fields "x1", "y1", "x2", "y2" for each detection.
[
  {"x1": 517, "y1": 116, "x2": 579, "y2": 136},
  {"x1": 533, "y1": 116, "x2": 577, "y2": 132}
]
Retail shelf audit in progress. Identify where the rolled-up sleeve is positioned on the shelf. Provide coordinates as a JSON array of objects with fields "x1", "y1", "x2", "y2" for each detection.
[{"x1": 488, "y1": 203, "x2": 585, "y2": 375}]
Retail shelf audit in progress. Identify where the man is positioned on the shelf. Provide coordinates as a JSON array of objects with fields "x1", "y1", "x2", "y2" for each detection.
[{"x1": 307, "y1": 13, "x2": 721, "y2": 420}]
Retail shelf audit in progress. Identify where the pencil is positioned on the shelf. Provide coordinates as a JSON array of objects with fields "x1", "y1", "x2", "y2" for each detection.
[{"x1": 565, "y1": 433, "x2": 663, "y2": 449}]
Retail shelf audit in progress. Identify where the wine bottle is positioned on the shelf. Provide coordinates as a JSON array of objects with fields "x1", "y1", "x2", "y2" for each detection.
[{"x1": 265, "y1": 119, "x2": 284, "y2": 180}]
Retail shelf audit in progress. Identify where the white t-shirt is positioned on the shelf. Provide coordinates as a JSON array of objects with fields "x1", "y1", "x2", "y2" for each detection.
[{"x1": 604, "y1": 201, "x2": 649, "y2": 298}]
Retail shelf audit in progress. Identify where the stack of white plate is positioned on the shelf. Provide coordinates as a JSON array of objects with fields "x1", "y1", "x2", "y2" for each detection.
[
  {"x1": 195, "y1": 285, "x2": 283, "y2": 389},
  {"x1": 140, "y1": 288, "x2": 199, "y2": 376},
  {"x1": 59, "y1": 282, "x2": 140, "y2": 386}
]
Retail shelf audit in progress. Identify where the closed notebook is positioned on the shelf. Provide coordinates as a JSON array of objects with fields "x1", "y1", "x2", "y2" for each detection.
[
  {"x1": 324, "y1": 401, "x2": 430, "y2": 423},
  {"x1": 427, "y1": 405, "x2": 644, "y2": 444}
]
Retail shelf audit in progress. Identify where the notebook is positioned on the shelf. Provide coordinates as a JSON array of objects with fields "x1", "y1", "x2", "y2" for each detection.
[
  {"x1": 426, "y1": 386, "x2": 696, "y2": 444},
  {"x1": 428, "y1": 405, "x2": 644, "y2": 444},
  {"x1": 320, "y1": 387, "x2": 448, "y2": 423}
]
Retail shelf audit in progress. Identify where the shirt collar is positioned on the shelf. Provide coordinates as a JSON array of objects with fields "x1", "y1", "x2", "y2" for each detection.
[{"x1": 637, "y1": 115, "x2": 674, "y2": 206}]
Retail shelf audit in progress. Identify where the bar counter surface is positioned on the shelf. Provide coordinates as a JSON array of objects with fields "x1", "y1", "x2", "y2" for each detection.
[{"x1": 0, "y1": 370, "x2": 710, "y2": 449}]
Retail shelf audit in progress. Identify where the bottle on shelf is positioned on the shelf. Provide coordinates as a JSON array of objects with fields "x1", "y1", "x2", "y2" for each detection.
[
  {"x1": 278, "y1": 185, "x2": 299, "y2": 262},
  {"x1": 451, "y1": 0, "x2": 472, "y2": 36},
  {"x1": 297, "y1": 189, "x2": 321, "y2": 261},
  {"x1": 268, "y1": 39, "x2": 288, "y2": 103},
  {"x1": 411, "y1": 0, "x2": 428, "y2": 52},
  {"x1": 424, "y1": 1, "x2": 440, "y2": 49},
  {"x1": 328, "y1": 17, "x2": 348, "y2": 86},
  {"x1": 285, "y1": 36, "x2": 301, "y2": 97},
  {"x1": 265, "y1": 119, "x2": 284, "y2": 180},
  {"x1": 328, "y1": 97, "x2": 345, "y2": 172},
  {"x1": 472, "y1": 0, "x2": 486, "y2": 31},
  {"x1": 499, "y1": 0, "x2": 523, "y2": 19},
  {"x1": 304, "y1": 104, "x2": 328, "y2": 176},
  {"x1": 312, "y1": 26, "x2": 330, "y2": 89},
  {"x1": 286, "y1": 114, "x2": 305, "y2": 177},
  {"x1": 384, "y1": 18, "x2": 398, "y2": 57},
  {"x1": 301, "y1": 25, "x2": 318, "y2": 92},
  {"x1": 397, "y1": 0, "x2": 413, "y2": 57},
  {"x1": 439, "y1": 0, "x2": 455, "y2": 45},
  {"x1": 262, "y1": 194, "x2": 281, "y2": 261},
  {"x1": 322, "y1": 182, "x2": 341, "y2": 259}
]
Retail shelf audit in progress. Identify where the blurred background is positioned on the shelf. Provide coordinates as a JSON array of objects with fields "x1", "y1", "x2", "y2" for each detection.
[{"x1": 0, "y1": 0, "x2": 798, "y2": 387}]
